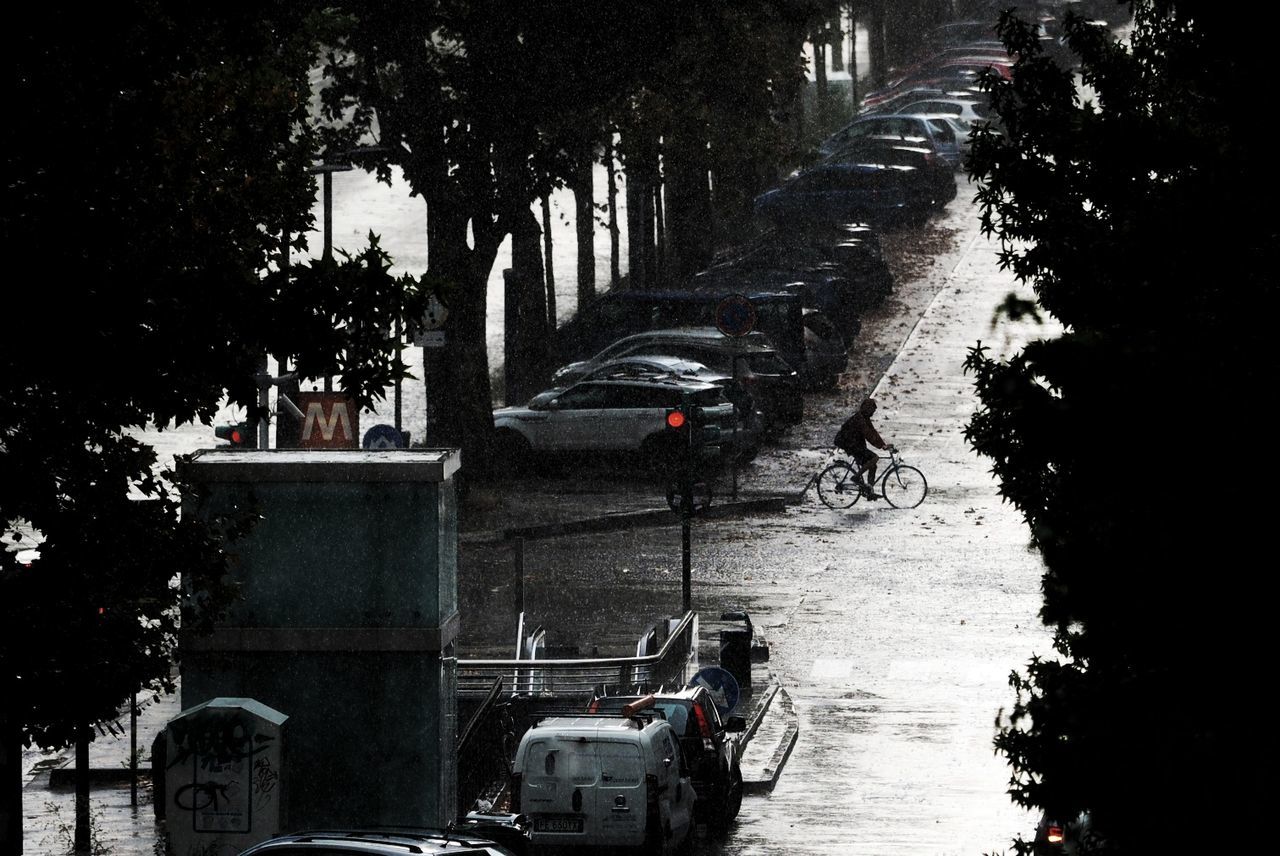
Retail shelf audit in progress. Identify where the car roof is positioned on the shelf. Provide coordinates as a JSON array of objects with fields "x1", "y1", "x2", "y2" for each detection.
[
  {"x1": 574, "y1": 375, "x2": 721, "y2": 394},
  {"x1": 591, "y1": 287, "x2": 799, "y2": 302},
  {"x1": 530, "y1": 715, "x2": 666, "y2": 735},
  {"x1": 246, "y1": 828, "x2": 515, "y2": 855},
  {"x1": 612, "y1": 326, "x2": 776, "y2": 350}
]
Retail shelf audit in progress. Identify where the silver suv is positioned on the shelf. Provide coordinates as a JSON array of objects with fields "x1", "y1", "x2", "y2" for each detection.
[
  {"x1": 492, "y1": 376, "x2": 735, "y2": 470},
  {"x1": 549, "y1": 327, "x2": 803, "y2": 434}
]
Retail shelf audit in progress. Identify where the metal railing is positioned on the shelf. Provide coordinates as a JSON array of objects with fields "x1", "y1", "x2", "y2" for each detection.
[{"x1": 456, "y1": 611, "x2": 699, "y2": 700}]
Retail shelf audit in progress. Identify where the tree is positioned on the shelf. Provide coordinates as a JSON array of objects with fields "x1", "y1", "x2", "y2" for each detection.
[
  {"x1": 2, "y1": 5, "x2": 427, "y2": 852},
  {"x1": 320, "y1": 2, "x2": 684, "y2": 464},
  {"x1": 964, "y1": 3, "x2": 1276, "y2": 852}
]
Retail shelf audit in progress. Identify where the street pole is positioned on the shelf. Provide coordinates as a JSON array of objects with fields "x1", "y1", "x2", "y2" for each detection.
[
  {"x1": 307, "y1": 158, "x2": 353, "y2": 394},
  {"x1": 394, "y1": 318, "x2": 403, "y2": 434},
  {"x1": 682, "y1": 518, "x2": 692, "y2": 614},
  {"x1": 129, "y1": 692, "x2": 137, "y2": 807}
]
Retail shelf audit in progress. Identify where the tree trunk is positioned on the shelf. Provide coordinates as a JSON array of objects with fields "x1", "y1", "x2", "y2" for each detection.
[
  {"x1": 624, "y1": 136, "x2": 656, "y2": 291},
  {"x1": 830, "y1": 20, "x2": 844, "y2": 71},
  {"x1": 508, "y1": 207, "x2": 551, "y2": 405},
  {"x1": 652, "y1": 182, "x2": 665, "y2": 286},
  {"x1": 814, "y1": 33, "x2": 829, "y2": 131},
  {"x1": 573, "y1": 156, "x2": 596, "y2": 311},
  {"x1": 848, "y1": 5, "x2": 859, "y2": 108},
  {"x1": 663, "y1": 114, "x2": 713, "y2": 284},
  {"x1": 606, "y1": 140, "x2": 620, "y2": 290},
  {"x1": 867, "y1": 2, "x2": 887, "y2": 89},
  {"x1": 1, "y1": 696, "x2": 21, "y2": 856},
  {"x1": 423, "y1": 205, "x2": 498, "y2": 479},
  {"x1": 74, "y1": 718, "x2": 89, "y2": 854},
  {"x1": 540, "y1": 194, "x2": 556, "y2": 337}
]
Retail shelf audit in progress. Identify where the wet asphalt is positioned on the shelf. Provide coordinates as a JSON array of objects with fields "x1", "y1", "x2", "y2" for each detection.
[{"x1": 455, "y1": 195, "x2": 1060, "y2": 855}]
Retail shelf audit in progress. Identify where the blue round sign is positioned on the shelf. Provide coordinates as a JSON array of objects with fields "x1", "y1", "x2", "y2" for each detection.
[
  {"x1": 715, "y1": 294, "x2": 757, "y2": 338},
  {"x1": 689, "y1": 666, "x2": 741, "y2": 718},
  {"x1": 362, "y1": 424, "x2": 406, "y2": 450}
]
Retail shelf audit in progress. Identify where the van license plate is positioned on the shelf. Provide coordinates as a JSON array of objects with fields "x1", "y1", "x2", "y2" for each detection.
[{"x1": 535, "y1": 815, "x2": 584, "y2": 833}]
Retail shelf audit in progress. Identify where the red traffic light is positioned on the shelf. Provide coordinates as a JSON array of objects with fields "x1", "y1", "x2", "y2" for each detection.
[
  {"x1": 215, "y1": 423, "x2": 251, "y2": 447},
  {"x1": 666, "y1": 409, "x2": 687, "y2": 429}
]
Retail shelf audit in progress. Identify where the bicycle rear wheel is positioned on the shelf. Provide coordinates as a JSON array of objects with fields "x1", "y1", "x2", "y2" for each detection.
[
  {"x1": 881, "y1": 464, "x2": 927, "y2": 508},
  {"x1": 817, "y1": 461, "x2": 862, "y2": 509}
]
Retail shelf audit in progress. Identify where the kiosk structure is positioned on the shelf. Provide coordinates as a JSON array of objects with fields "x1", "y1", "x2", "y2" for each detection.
[{"x1": 178, "y1": 449, "x2": 461, "y2": 830}]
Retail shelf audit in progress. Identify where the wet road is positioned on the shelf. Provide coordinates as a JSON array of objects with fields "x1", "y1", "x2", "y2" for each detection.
[{"x1": 458, "y1": 199, "x2": 1059, "y2": 855}]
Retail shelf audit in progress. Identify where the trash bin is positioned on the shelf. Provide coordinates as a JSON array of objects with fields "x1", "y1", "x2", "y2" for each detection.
[{"x1": 719, "y1": 627, "x2": 752, "y2": 691}]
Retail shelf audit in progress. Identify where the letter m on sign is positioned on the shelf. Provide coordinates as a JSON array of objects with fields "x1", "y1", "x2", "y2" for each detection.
[{"x1": 297, "y1": 392, "x2": 360, "y2": 448}]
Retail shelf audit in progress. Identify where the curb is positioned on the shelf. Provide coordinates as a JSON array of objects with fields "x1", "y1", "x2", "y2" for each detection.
[
  {"x1": 741, "y1": 683, "x2": 780, "y2": 748},
  {"x1": 742, "y1": 687, "x2": 798, "y2": 795},
  {"x1": 460, "y1": 495, "x2": 788, "y2": 545}
]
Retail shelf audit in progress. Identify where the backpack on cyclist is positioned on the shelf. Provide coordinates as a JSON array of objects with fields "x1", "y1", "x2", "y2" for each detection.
[{"x1": 833, "y1": 415, "x2": 859, "y2": 453}]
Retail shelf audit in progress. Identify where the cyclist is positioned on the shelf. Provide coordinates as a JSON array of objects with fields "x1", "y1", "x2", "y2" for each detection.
[{"x1": 834, "y1": 397, "x2": 891, "y2": 499}]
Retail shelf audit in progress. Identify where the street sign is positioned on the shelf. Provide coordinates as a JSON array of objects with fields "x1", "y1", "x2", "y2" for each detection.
[
  {"x1": 297, "y1": 392, "x2": 359, "y2": 448},
  {"x1": 414, "y1": 329, "x2": 446, "y2": 348},
  {"x1": 362, "y1": 423, "x2": 406, "y2": 450},
  {"x1": 689, "y1": 666, "x2": 741, "y2": 718},
  {"x1": 714, "y1": 294, "x2": 757, "y2": 338}
]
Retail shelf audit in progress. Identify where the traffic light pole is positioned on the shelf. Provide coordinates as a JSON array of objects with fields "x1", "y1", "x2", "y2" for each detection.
[{"x1": 682, "y1": 517, "x2": 692, "y2": 614}]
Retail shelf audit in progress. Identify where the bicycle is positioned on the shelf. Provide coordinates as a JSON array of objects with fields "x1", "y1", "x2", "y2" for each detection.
[{"x1": 813, "y1": 446, "x2": 928, "y2": 509}]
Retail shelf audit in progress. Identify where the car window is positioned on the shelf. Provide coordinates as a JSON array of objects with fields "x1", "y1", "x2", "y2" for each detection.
[
  {"x1": 555, "y1": 384, "x2": 610, "y2": 409},
  {"x1": 690, "y1": 387, "x2": 726, "y2": 407},
  {"x1": 927, "y1": 118, "x2": 955, "y2": 141},
  {"x1": 614, "y1": 386, "x2": 679, "y2": 408},
  {"x1": 658, "y1": 702, "x2": 690, "y2": 736},
  {"x1": 698, "y1": 695, "x2": 723, "y2": 732}
]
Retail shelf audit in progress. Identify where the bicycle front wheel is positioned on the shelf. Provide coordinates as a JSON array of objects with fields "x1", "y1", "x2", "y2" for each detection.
[
  {"x1": 881, "y1": 464, "x2": 927, "y2": 508},
  {"x1": 817, "y1": 462, "x2": 862, "y2": 509}
]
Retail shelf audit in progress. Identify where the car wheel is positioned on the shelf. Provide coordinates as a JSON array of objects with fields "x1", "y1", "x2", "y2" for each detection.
[
  {"x1": 710, "y1": 765, "x2": 744, "y2": 833},
  {"x1": 492, "y1": 429, "x2": 532, "y2": 474}
]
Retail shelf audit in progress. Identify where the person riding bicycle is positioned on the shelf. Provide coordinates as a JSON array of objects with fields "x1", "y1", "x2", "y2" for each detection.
[{"x1": 834, "y1": 397, "x2": 891, "y2": 499}]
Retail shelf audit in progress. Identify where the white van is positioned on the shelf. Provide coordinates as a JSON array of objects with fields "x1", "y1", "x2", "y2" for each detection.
[{"x1": 510, "y1": 709, "x2": 696, "y2": 854}]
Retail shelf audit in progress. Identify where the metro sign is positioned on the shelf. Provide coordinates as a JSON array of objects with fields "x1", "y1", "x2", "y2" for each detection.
[{"x1": 297, "y1": 392, "x2": 360, "y2": 449}]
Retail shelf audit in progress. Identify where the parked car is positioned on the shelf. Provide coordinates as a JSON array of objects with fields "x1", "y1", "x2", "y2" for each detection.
[
  {"x1": 695, "y1": 239, "x2": 882, "y2": 326},
  {"x1": 827, "y1": 135, "x2": 958, "y2": 212},
  {"x1": 529, "y1": 354, "x2": 765, "y2": 463},
  {"x1": 510, "y1": 711, "x2": 696, "y2": 855},
  {"x1": 492, "y1": 375, "x2": 736, "y2": 471},
  {"x1": 717, "y1": 223, "x2": 890, "y2": 294},
  {"x1": 690, "y1": 262, "x2": 861, "y2": 348},
  {"x1": 818, "y1": 114, "x2": 964, "y2": 167},
  {"x1": 893, "y1": 97, "x2": 990, "y2": 124},
  {"x1": 552, "y1": 288, "x2": 819, "y2": 388},
  {"x1": 587, "y1": 688, "x2": 746, "y2": 831},
  {"x1": 236, "y1": 827, "x2": 519, "y2": 856},
  {"x1": 754, "y1": 161, "x2": 919, "y2": 229},
  {"x1": 549, "y1": 327, "x2": 803, "y2": 433}
]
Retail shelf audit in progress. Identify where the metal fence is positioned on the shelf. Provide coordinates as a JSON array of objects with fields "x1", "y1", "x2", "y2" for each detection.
[{"x1": 456, "y1": 611, "x2": 699, "y2": 700}]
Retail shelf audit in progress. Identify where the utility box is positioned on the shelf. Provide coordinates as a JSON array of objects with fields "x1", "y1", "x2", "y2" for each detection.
[
  {"x1": 178, "y1": 449, "x2": 461, "y2": 830},
  {"x1": 161, "y1": 698, "x2": 287, "y2": 856}
]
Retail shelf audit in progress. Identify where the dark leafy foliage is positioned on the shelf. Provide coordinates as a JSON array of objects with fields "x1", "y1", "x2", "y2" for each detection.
[
  {"x1": 966, "y1": 2, "x2": 1277, "y2": 852},
  {"x1": 2, "y1": 3, "x2": 428, "y2": 755}
]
